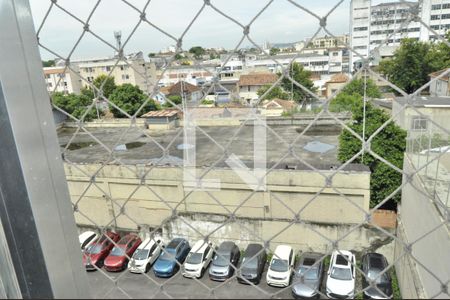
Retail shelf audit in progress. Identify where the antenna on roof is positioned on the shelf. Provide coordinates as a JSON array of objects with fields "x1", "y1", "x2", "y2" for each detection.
[{"x1": 114, "y1": 31, "x2": 122, "y2": 57}]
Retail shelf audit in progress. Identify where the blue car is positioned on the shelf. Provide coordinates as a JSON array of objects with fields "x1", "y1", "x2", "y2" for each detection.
[{"x1": 153, "y1": 238, "x2": 190, "y2": 278}]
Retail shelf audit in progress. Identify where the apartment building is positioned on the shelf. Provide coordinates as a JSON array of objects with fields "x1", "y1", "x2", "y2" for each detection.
[
  {"x1": 43, "y1": 66, "x2": 81, "y2": 94},
  {"x1": 156, "y1": 65, "x2": 215, "y2": 87},
  {"x1": 306, "y1": 34, "x2": 350, "y2": 49},
  {"x1": 74, "y1": 52, "x2": 156, "y2": 94},
  {"x1": 349, "y1": 0, "x2": 450, "y2": 70}
]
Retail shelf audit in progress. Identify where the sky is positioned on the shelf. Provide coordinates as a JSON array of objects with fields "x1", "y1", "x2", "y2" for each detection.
[{"x1": 30, "y1": 0, "x2": 355, "y2": 60}]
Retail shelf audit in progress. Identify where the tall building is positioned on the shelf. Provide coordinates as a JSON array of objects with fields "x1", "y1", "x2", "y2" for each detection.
[
  {"x1": 349, "y1": 0, "x2": 450, "y2": 70},
  {"x1": 73, "y1": 52, "x2": 157, "y2": 94}
]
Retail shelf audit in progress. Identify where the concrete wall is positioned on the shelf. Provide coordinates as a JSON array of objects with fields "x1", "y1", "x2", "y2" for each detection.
[
  {"x1": 65, "y1": 163, "x2": 398, "y2": 256},
  {"x1": 64, "y1": 118, "x2": 147, "y2": 128},
  {"x1": 393, "y1": 102, "x2": 450, "y2": 138},
  {"x1": 395, "y1": 155, "x2": 450, "y2": 299},
  {"x1": 65, "y1": 163, "x2": 370, "y2": 228}
]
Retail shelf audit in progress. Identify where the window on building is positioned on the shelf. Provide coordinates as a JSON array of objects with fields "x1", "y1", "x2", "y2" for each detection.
[
  {"x1": 47, "y1": 82, "x2": 52, "y2": 88},
  {"x1": 105, "y1": 66, "x2": 111, "y2": 72},
  {"x1": 431, "y1": 14, "x2": 441, "y2": 20},
  {"x1": 353, "y1": 26, "x2": 368, "y2": 31},
  {"x1": 432, "y1": 4, "x2": 441, "y2": 10},
  {"x1": 411, "y1": 117, "x2": 428, "y2": 131},
  {"x1": 333, "y1": 52, "x2": 339, "y2": 56},
  {"x1": 121, "y1": 74, "x2": 130, "y2": 80},
  {"x1": 45, "y1": 74, "x2": 50, "y2": 79}
]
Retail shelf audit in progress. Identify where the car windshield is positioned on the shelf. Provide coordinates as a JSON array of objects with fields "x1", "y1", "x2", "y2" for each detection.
[
  {"x1": 297, "y1": 266, "x2": 319, "y2": 280},
  {"x1": 212, "y1": 254, "x2": 230, "y2": 267},
  {"x1": 241, "y1": 257, "x2": 257, "y2": 269},
  {"x1": 270, "y1": 259, "x2": 289, "y2": 272},
  {"x1": 368, "y1": 270, "x2": 389, "y2": 284},
  {"x1": 85, "y1": 244, "x2": 102, "y2": 254},
  {"x1": 109, "y1": 246, "x2": 125, "y2": 256},
  {"x1": 331, "y1": 267, "x2": 352, "y2": 280},
  {"x1": 159, "y1": 249, "x2": 176, "y2": 261},
  {"x1": 186, "y1": 252, "x2": 203, "y2": 264},
  {"x1": 133, "y1": 249, "x2": 149, "y2": 260}
]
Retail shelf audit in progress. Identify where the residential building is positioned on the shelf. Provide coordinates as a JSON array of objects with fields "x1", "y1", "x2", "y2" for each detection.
[
  {"x1": 393, "y1": 96, "x2": 450, "y2": 138},
  {"x1": 74, "y1": 52, "x2": 156, "y2": 94},
  {"x1": 43, "y1": 66, "x2": 81, "y2": 94},
  {"x1": 306, "y1": 34, "x2": 350, "y2": 49},
  {"x1": 157, "y1": 81, "x2": 204, "y2": 104},
  {"x1": 237, "y1": 72, "x2": 278, "y2": 105},
  {"x1": 349, "y1": 0, "x2": 450, "y2": 70},
  {"x1": 429, "y1": 69, "x2": 450, "y2": 96},
  {"x1": 156, "y1": 65, "x2": 215, "y2": 87},
  {"x1": 259, "y1": 99, "x2": 297, "y2": 116},
  {"x1": 325, "y1": 73, "x2": 350, "y2": 98}
]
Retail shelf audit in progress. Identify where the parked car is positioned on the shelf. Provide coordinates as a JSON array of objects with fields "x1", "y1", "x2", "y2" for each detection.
[
  {"x1": 237, "y1": 243, "x2": 267, "y2": 285},
  {"x1": 291, "y1": 252, "x2": 324, "y2": 299},
  {"x1": 266, "y1": 245, "x2": 295, "y2": 287},
  {"x1": 104, "y1": 233, "x2": 142, "y2": 272},
  {"x1": 79, "y1": 231, "x2": 98, "y2": 251},
  {"x1": 361, "y1": 253, "x2": 393, "y2": 299},
  {"x1": 153, "y1": 238, "x2": 190, "y2": 278},
  {"x1": 128, "y1": 237, "x2": 164, "y2": 274},
  {"x1": 83, "y1": 231, "x2": 120, "y2": 271},
  {"x1": 326, "y1": 250, "x2": 356, "y2": 299},
  {"x1": 182, "y1": 240, "x2": 216, "y2": 278},
  {"x1": 209, "y1": 241, "x2": 240, "y2": 281}
]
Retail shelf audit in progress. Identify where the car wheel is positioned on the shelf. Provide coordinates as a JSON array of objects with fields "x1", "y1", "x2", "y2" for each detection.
[
  {"x1": 199, "y1": 267, "x2": 204, "y2": 278},
  {"x1": 145, "y1": 263, "x2": 150, "y2": 273}
]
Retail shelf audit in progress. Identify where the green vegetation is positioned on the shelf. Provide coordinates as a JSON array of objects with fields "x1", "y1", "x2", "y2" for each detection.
[
  {"x1": 108, "y1": 83, "x2": 159, "y2": 117},
  {"x1": 174, "y1": 53, "x2": 183, "y2": 60},
  {"x1": 52, "y1": 89, "x2": 97, "y2": 121},
  {"x1": 379, "y1": 33, "x2": 450, "y2": 94},
  {"x1": 92, "y1": 75, "x2": 116, "y2": 98},
  {"x1": 337, "y1": 80, "x2": 407, "y2": 209},
  {"x1": 189, "y1": 46, "x2": 206, "y2": 60},
  {"x1": 148, "y1": 52, "x2": 156, "y2": 58},
  {"x1": 329, "y1": 78, "x2": 381, "y2": 113},
  {"x1": 256, "y1": 62, "x2": 316, "y2": 105},
  {"x1": 257, "y1": 84, "x2": 289, "y2": 100},
  {"x1": 269, "y1": 47, "x2": 280, "y2": 56},
  {"x1": 392, "y1": 268, "x2": 402, "y2": 299},
  {"x1": 42, "y1": 59, "x2": 55, "y2": 67},
  {"x1": 163, "y1": 95, "x2": 182, "y2": 108},
  {"x1": 201, "y1": 99, "x2": 215, "y2": 105}
]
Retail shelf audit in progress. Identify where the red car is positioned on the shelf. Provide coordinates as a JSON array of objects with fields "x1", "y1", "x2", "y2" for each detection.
[
  {"x1": 83, "y1": 231, "x2": 120, "y2": 271},
  {"x1": 104, "y1": 233, "x2": 142, "y2": 272}
]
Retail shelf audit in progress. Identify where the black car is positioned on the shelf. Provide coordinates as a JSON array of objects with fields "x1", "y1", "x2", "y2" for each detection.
[
  {"x1": 362, "y1": 253, "x2": 393, "y2": 299},
  {"x1": 209, "y1": 241, "x2": 240, "y2": 281},
  {"x1": 237, "y1": 244, "x2": 267, "y2": 285}
]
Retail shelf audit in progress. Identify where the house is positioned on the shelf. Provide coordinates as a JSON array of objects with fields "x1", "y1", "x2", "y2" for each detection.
[
  {"x1": 325, "y1": 73, "x2": 349, "y2": 98},
  {"x1": 155, "y1": 81, "x2": 203, "y2": 104},
  {"x1": 393, "y1": 96, "x2": 450, "y2": 139},
  {"x1": 141, "y1": 109, "x2": 180, "y2": 130},
  {"x1": 429, "y1": 69, "x2": 450, "y2": 97},
  {"x1": 237, "y1": 72, "x2": 278, "y2": 105},
  {"x1": 259, "y1": 99, "x2": 297, "y2": 116}
]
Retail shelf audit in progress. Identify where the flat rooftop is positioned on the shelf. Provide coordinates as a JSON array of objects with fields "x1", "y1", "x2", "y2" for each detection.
[{"x1": 57, "y1": 125, "x2": 368, "y2": 171}]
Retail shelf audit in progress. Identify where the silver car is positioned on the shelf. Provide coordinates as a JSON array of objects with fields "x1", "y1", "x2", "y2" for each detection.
[
  {"x1": 209, "y1": 241, "x2": 240, "y2": 281},
  {"x1": 291, "y1": 252, "x2": 324, "y2": 299}
]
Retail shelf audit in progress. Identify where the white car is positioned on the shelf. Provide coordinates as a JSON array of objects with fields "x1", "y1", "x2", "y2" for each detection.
[
  {"x1": 79, "y1": 231, "x2": 98, "y2": 251},
  {"x1": 326, "y1": 250, "x2": 356, "y2": 299},
  {"x1": 182, "y1": 240, "x2": 215, "y2": 278},
  {"x1": 266, "y1": 245, "x2": 295, "y2": 287},
  {"x1": 128, "y1": 237, "x2": 164, "y2": 273}
]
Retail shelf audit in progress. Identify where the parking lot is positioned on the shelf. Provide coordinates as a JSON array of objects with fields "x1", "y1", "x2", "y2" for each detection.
[{"x1": 87, "y1": 266, "x2": 302, "y2": 299}]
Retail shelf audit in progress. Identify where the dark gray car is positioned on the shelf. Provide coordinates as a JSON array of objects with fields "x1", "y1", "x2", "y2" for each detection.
[
  {"x1": 209, "y1": 241, "x2": 240, "y2": 281},
  {"x1": 291, "y1": 252, "x2": 324, "y2": 299}
]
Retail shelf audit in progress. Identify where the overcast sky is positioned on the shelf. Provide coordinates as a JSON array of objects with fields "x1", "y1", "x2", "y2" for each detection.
[{"x1": 30, "y1": 0, "x2": 355, "y2": 60}]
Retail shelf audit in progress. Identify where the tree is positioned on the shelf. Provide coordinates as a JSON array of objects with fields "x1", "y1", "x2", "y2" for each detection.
[
  {"x1": 189, "y1": 46, "x2": 205, "y2": 60},
  {"x1": 378, "y1": 35, "x2": 450, "y2": 94},
  {"x1": 341, "y1": 78, "x2": 381, "y2": 99},
  {"x1": 329, "y1": 93, "x2": 362, "y2": 113},
  {"x1": 280, "y1": 62, "x2": 317, "y2": 104},
  {"x1": 174, "y1": 53, "x2": 183, "y2": 60},
  {"x1": 269, "y1": 47, "x2": 280, "y2": 56},
  {"x1": 148, "y1": 52, "x2": 156, "y2": 58},
  {"x1": 338, "y1": 101, "x2": 406, "y2": 209},
  {"x1": 109, "y1": 84, "x2": 159, "y2": 117},
  {"x1": 163, "y1": 95, "x2": 182, "y2": 108},
  {"x1": 52, "y1": 92, "x2": 97, "y2": 121},
  {"x1": 42, "y1": 59, "x2": 55, "y2": 67},
  {"x1": 92, "y1": 75, "x2": 116, "y2": 98},
  {"x1": 257, "y1": 84, "x2": 289, "y2": 100}
]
